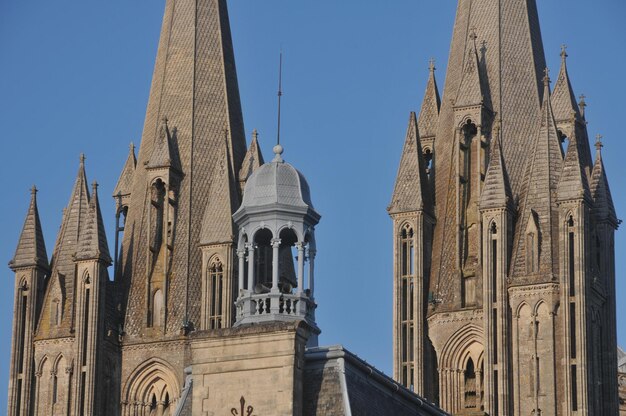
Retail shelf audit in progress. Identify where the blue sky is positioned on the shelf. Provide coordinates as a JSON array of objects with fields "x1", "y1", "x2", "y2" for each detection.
[{"x1": 0, "y1": 0, "x2": 625, "y2": 408}]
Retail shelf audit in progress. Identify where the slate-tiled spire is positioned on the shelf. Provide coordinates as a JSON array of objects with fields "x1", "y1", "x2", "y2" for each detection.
[
  {"x1": 551, "y1": 46, "x2": 581, "y2": 123},
  {"x1": 10, "y1": 186, "x2": 48, "y2": 271},
  {"x1": 388, "y1": 112, "x2": 432, "y2": 215},
  {"x1": 417, "y1": 61, "x2": 441, "y2": 139},
  {"x1": 113, "y1": 143, "x2": 136, "y2": 199},
  {"x1": 238, "y1": 129, "x2": 265, "y2": 188},
  {"x1": 200, "y1": 145, "x2": 240, "y2": 246},
  {"x1": 479, "y1": 130, "x2": 512, "y2": 210},
  {"x1": 120, "y1": 0, "x2": 249, "y2": 335},
  {"x1": 454, "y1": 29, "x2": 486, "y2": 109},
  {"x1": 38, "y1": 155, "x2": 91, "y2": 335},
  {"x1": 511, "y1": 72, "x2": 564, "y2": 278},
  {"x1": 147, "y1": 117, "x2": 181, "y2": 172},
  {"x1": 556, "y1": 130, "x2": 591, "y2": 203},
  {"x1": 76, "y1": 182, "x2": 112, "y2": 264},
  {"x1": 590, "y1": 136, "x2": 617, "y2": 224}
]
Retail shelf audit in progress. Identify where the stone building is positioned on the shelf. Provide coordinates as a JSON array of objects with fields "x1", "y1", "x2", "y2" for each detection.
[
  {"x1": 6, "y1": 0, "x2": 449, "y2": 415},
  {"x1": 389, "y1": 0, "x2": 621, "y2": 415},
  {"x1": 619, "y1": 346, "x2": 626, "y2": 415}
]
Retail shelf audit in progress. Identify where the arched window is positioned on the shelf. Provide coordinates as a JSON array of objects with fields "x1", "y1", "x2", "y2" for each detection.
[
  {"x1": 153, "y1": 290, "x2": 164, "y2": 328},
  {"x1": 150, "y1": 180, "x2": 166, "y2": 253},
  {"x1": 400, "y1": 224, "x2": 414, "y2": 388},
  {"x1": 208, "y1": 259, "x2": 223, "y2": 329},
  {"x1": 423, "y1": 148, "x2": 433, "y2": 178},
  {"x1": 464, "y1": 358, "x2": 477, "y2": 409},
  {"x1": 568, "y1": 215, "x2": 576, "y2": 296}
]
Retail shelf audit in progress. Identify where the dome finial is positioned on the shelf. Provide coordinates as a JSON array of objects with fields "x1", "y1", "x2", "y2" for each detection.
[{"x1": 272, "y1": 144, "x2": 284, "y2": 162}]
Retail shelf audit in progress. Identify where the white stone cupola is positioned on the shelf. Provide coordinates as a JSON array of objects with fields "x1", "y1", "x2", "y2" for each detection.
[{"x1": 233, "y1": 144, "x2": 321, "y2": 337}]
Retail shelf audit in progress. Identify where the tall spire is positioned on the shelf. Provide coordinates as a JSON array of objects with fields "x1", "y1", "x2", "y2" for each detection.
[
  {"x1": 239, "y1": 129, "x2": 265, "y2": 190},
  {"x1": 551, "y1": 45, "x2": 581, "y2": 122},
  {"x1": 388, "y1": 112, "x2": 432, "y2": 215},
  {"x1": 10, "y1": 186, "x2": 48, "y2": 270},
  {"x1": 120, "y1": 0, "x2": 249, "y2": 335},
  {"x1": 556, "y1": 129, "x2": 591, "y2": 202},
  {"x1": 417, "y1": 60, "x2": 441, "y2": 139},
  {"x1": 454, "y1": 28, "x2": 486, "y2": 109}
]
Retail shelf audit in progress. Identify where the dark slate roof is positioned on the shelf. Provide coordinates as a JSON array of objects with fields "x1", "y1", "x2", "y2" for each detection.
[
  {"x1": 388, "y1": 112, "x2": 432, "y2": 215},
  {"x1": 417, "y1": 63, "x2": 441, "y2": 139},
  {"x1": 10, "y1": 187, "x2": 48, "y2": 270},
  {"x1": 304, "y1": 346, "x2": 448, "y2": 416}
]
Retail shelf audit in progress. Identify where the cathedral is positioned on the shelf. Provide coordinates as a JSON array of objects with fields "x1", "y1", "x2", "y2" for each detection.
[
  {"x1": 388, "y1": 0, "x2": 623, "y2": 415},
  {"x1": 6, "y1": 0, "x2": 624, "y2": 416}
]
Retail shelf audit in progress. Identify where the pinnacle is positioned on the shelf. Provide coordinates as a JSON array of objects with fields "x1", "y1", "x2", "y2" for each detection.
[{"x1": 10, "y1": 186, "x2": 48, "y2": 270}]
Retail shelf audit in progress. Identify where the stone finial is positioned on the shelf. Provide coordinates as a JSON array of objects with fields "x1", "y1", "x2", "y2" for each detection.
[
  {"x1": 560, "y1": 44, "x2": 568, "y2": 61},
  {"x1": 80, "y1": 153, "x2": 86, "y2": 164},
  {"x1": 272, "y1": 144, "x2": 284, "y2": 162},
  {"x1": 595, "y1": 134, "x2": 604, "y2": 152},
  {"x1": 129, "y1": 142, "x2": 135, "y2": 152},
  {"x1": 429, "y1": 58, "x2": 436, "y2": 73},
  {"x1": 91, "y1": 181, "x2": 99, "y2": 193},
  {"x1": 579, "y1": 94, "x2": 587, "y2": 117},
  {"x1": 469, "y1": 26, "x2": 478, "y2": 41},
  {"x1": 543, "y1": 67, "x2": 551, "y2": 86},
  {"x1": 161, "y1": 116, "x2": 168, "y2": 127},
  {"x1": 252, "y1": 128, "x2": 259, "y2": 141},
  {"x1": 30, "y1": 185, "x2": 38, "y2": 195}
]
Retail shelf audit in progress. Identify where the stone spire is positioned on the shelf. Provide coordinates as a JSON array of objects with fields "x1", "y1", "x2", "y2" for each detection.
[
  {"x1": 76, "y1": 182, "x2": 112, "y2": 263},
  {"x1": 428, "y1": 0, "x2": 548, "y2": 304},
  {"x1": 556, "y1": 130, "x2": 591, "y2": 203},
  {"x1": 417, "y1": 60, "x2": 441, "y2": 139},
  {"x1": 113, "y1": 142, "x2": 136, "y2": 199},
  {"x1": 551, "y1": 45, "x2": 581, "y2": 123},
  {"x1": 147, "y1": 117, "x2": 181, "y2": 171},
  {"x1": 388, "y1": 112, "x2": 432, "y2": 215},
  {"x1": 200, "y1": 145, "x2": 240, "y2": 246},
  {"x1": 238, "y1": 129, "x2": 265, "y2": 190},
  {"x1": 120, "y1": 0, "x2": 248, "y2": 335},
  {"x1": 10, "y1": 186, "x2": 48, "y2": 271},
  {"x1": 454, "y1": 28, "x2": 486, "y2": 109},
  {"x1": 479, "y1": 131, "x2": 512, "y2": 210},
  {"x1": 511, "y1": 71, "x2": 563, "y2": 279},
  {"x1": 590, "y1": 135, "x2": 617, "y2": 225}
]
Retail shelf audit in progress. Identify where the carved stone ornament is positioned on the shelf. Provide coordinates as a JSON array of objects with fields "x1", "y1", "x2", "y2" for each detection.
[{"x1": 231, "y1": 396, "x2": 256, "y2": 416}]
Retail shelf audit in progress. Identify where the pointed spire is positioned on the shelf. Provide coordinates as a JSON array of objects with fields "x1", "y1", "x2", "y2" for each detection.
[
  {"x1": 551, "y1": 45, "x2": 581, "y2": 122},
  {"x1": 388, "y1": 112, "x2": 432, "y2": 215},
  {"x1": 76, "y1": 182, "x2": 112, "y2": 264},
  {"x1": 590, "y1": 134, "x2": 617, "y2": 225},
  {"x1": 238, "y1": 129, "x2": 265, "y2": 186},
  {"x1": 557, "y1": 130, "x2": 591, "y2": 202},
  {"x1": 10, "y1": 186, "x2": 48, "y2": 270},
  {"x1": 479, "y1": 132, "x2": 513, "y2": 210},
  {"x1": 454, "y1": 28, "x2": 485, "y2": 109},
  {"x1": 200, "y1": 145, "x2": 240, "y2": 245},
  {"x1": 147, "y1": 117, "x2": 180, "y2": 171},
  {"x1": 417, "y1": 59, "x2": 441, "y2": 139},
  {"x1": 113, "y1": 142, "x2": 137, "y2": 198},
  {"x1": 511, "y1": 72, "x2": 564, "y2": 278}
]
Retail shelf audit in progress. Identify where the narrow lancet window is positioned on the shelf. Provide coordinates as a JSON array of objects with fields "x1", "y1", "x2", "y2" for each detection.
[
  {"x1": 153, "y1": 289, "x2": 163, "y2": 328},
  {"x1": 209, "y1": 259, "x2": 224, "y2": 329}
]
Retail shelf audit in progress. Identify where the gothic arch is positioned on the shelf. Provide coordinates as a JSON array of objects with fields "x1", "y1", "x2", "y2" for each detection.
[
  {"x1": 122, "y1": 358, "x2": 180, "y2": 412},
  {"x1": 440, "y1": 324, "x2": 484, "y2": 369}
]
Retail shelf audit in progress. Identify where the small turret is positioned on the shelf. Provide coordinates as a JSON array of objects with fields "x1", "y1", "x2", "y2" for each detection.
[
  {"x1": 233, "y1": 145, "x2": 321, "y2": 345},
  {"x1": 238, "y1": 129, "x2": 265, "y2": 194},
  {"x1": 10, "y1": 186, "x2": 48, "y2": 271}
]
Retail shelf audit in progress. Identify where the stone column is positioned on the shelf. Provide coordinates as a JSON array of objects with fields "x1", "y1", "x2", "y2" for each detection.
[
  {"x1": 246, "y1": 243, "x2": 255, "y2": 292},
  {"x1": 308, "y1": 249, "x2": 316, "y2": 298},
  {"x1": 271, "y1": 239, "x2": 281, "y2": 293},
  {"x1": 237, "y1": 249, "x2": 245, "y2": 294},
  {"x1": 296, "y1": 243, "x2": 305, "y2": 294}
]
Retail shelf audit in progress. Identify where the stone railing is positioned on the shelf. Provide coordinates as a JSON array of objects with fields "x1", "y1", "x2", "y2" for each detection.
[{"x1": 235, "y1": 291, "x2": 316, "y2": 326}]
